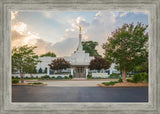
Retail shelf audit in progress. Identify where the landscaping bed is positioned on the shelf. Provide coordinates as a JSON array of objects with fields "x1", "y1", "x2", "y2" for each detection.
[
  {"x1": 98, "y1": 82, "x2": 148, "y2": 88},
  {"x1": 12, "y1": 82, "x2": 47, "y2": 86}
]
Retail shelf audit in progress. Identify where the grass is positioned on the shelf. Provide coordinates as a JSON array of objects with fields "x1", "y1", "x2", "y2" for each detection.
[
  {"x1": 87, "y1": 77, "x2": 121, "y2": 79},
  {"x1": 33, "y1": 82, "x2": 43, "y2": 84},
  {"x1": 102, "y1": 78, "x2": 122, "y2": 86},
  {"x1": 102, "y1": 81, "x2": 118, "y2": 86},
  {"x1": 28, "y1": 82, "x2": 43, "y2": 85}
]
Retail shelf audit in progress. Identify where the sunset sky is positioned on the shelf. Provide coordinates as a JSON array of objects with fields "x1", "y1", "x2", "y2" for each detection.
[{"x1": 11, "y1": 11, "x2": 148, "y2": 57}]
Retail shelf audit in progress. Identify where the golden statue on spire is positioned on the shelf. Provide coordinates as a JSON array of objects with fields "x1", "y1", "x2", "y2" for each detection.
[{"x1": 79, "y1": 25, "x2": 81, "y2": 33}]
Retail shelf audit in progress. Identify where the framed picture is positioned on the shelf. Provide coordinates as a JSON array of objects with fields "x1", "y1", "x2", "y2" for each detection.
[{"x1": 0, "y1": 0, "x2": 160, "y2": 114}]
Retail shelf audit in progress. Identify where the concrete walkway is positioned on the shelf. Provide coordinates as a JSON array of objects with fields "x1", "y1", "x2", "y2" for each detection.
[{"x1": 38, "y1": 79, "x2": 118, "y2": 87}]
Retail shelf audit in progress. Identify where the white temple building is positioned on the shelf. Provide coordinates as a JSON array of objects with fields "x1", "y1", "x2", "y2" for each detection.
[{"x1": 36, "y1": 26, "x2": 119, "y2": 78}]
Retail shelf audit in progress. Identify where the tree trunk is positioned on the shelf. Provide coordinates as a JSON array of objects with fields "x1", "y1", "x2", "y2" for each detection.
[
  {"x1": 20, "y1": 72, "x2": 24, "y2": 83},
  {"x1": 122, "y1": 67, "x2": 127, "y2": 82}
]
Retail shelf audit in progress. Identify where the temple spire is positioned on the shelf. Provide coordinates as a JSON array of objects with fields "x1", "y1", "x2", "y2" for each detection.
[
  {"x1": 77, "y1": 25, "x2": 83, "y2": 51},
  {"x1": 79, "y1": 25, "x2": 81, "y2": 33}
]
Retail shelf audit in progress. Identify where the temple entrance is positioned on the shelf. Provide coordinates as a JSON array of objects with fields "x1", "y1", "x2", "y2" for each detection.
[{"x1": 74, "y1": 66, "x2": 86, "y2": 78}]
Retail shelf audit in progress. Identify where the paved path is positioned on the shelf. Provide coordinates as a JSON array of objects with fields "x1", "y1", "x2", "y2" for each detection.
[
  {"x1": 12, "y1": 86, "x2": 148, "y2": 102},
  {"x1": 34, "y1": 79, "x2": 118, "y2": 87},
  {"x1": 39, "y1": 80, "x2": 110, "y2": 87}
]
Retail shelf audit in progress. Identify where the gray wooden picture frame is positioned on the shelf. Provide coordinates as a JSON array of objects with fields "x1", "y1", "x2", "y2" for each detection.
[{"x1": 0, "y1": 0, "x2": 160, "y2": 114}]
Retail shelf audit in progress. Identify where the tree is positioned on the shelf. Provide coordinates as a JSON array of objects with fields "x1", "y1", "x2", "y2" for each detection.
[
  {"x1": 40, "y1": 52, "x2": 56, "y2": 57},
  {"x1": 135, "y1": 60, "x2": 148, "y2": 73},
  {"x1": 82, "y1": 41, "x2": 101, "y2": 57},
  {"x1": 26, "y1": 66, "x2": 37, "y2": 77},
  {"x1": 89, "y1": 57, "x2": 111, "y2": 72},
  {"x1": 48, "y1": 58, "x2": 71, "y2": 73},
  {"x1": 44, "y1": 67, "x2": 47, "y2": 73},
  {"x1": 38, "y1": 68, "x2": 42, "y2": 73},
  {"x1": 102, "y1": 23, "x2": 148, "y2": 82},
  {"x1": 12, "y1": 45, "x2": 41, "y2": 83},
  {"x1": 33, "y1": 67, "x2": 37, "y2": 73}
]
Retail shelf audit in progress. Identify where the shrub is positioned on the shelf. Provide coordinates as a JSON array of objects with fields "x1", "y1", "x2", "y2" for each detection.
[
  {"x1": 41, "y1": 75, "x2": 50, "y2": 79},
  {"x1": 51, "y1": 76, "x2": 55, "y2": 79},
  {"x1": 109, "y1": 73, "x2": 120, "y2": 78},
  {"x1": 132, "y1": 74, "x2": 141, "y2": 83},
  {"x1": 118, "y1": 78, "x2": 122, "y2": 82},
  {"x1": 12, "y1": 79, "x2": 19, "y2": 83},
  {"x1": 88, "y1": 77, "x2": 108, "y2": 79},
  {"x1": 15, "y1": 76, "x2": 19, "y2": 79},
  {"x1": 33, "y1": 82, "x2": 43, "y2": 84},
  {"x1": 69, "y1": 75, "x2": 73, "y2": 79},
  {"x1": 64, "y1": 76, "x2": 68, "y2": 79},
  {"x1": 87, "y1": 74, "x2": 92, "y2": 78},
  {"x1": 127, "y1": 79, "x2": 133, "y2": 82},
  {"x1": 102, "y1": 78, "x2": 122, "y2": 86},
  {"x1": 25, "y1": 76, "x2": 29, "y2": 79},
  {"x1": 141, "y1": 72, "x2": 148, "y2": 82},
  {"x1": 132, "y1": 72, "x2": 148, "y2": 83},
  {"x1": 38, "y1": 68, "x2": 43, "y2": 73},
  {"x1": 102, "y1": 81, "x2": 118, "y2": 86},
  {"x1": 56, "y1": 76, "x2": 63, "y2": 79}
]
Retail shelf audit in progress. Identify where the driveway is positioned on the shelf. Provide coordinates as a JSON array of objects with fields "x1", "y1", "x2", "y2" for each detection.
[
  {"x1": 12, "y1": 86, "x2": 148, "y2": 102},
  {"x1": 37, "y1": 79, "x2": 118, "y2": 87}
]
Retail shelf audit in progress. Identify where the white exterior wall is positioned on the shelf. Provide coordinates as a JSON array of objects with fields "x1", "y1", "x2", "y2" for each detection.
[
  {"x1": 36, "y1": 57, "x2": 54, "y2": 72},
  {"x1": 70, "y1": 50, "x2": 94, "y2": 66},
  {"x1": 92, "y1": 73, "x2": 108, "y2": 78},
  {"x1": 36, "y1": 56, "x2": 71, "y2": 72},
  {"x1": 109, "y1": 63, "x2": 120, "y2": 74},
  {"x1": 36, "y1": 56, "x2": 119, "y2": 75}
]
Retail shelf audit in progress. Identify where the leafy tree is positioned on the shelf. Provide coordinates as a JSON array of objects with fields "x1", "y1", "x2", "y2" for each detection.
[
  {"x1": 82, "y1": 41, "x2": 101, "y2": 57},
  {"x1": 38, "y1": 68, "x2": 43, "y2": 73},
  {"x1": 102, "y1": 23, "x2": 148, "y2": 82},
  {"x1": 40, "y1": 52, "x2": 56, "y2": 57},
  {"x1": 12, "y1": 45, "x2": 41, "y2": 83},
  {"x1": 33, "y1": 67, "x2": 37, "y2": 73},
  {"x1": 48, "y1": 58, "x2": 71, "y2": 73},
  {"x1": 135, "y1": 60, "x2": 148, "y2": 73},
  {"x1": 44, "y1": 67, "x2": 47, "y2": 73},
  {"x1": 89, "y1": 57, "x2": 111, "y2": 72}
]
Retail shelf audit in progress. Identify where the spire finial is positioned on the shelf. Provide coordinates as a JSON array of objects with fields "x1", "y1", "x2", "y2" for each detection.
[{"x1": 79, "y1": 25, "x2": 81, "y2": 33}]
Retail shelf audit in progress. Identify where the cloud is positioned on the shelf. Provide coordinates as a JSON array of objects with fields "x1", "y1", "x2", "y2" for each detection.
[
  {"x1": 31, "y1": 38, "x2": 78, "y2": 57},
  {"x1": 12, "y1": 11, "x2": 135, "y2": 57},
  {"x1": 61, "y1": 16, "x2": 90, "y2": 41},
  {"x1": 54, "y1": 11, "x2": 117, "y2": 56},
  {"x1": 41, "y1": 11, "x2": 73, "y2": 26},
  {"x1": 94, "y1": 11, "x2": 116, "y2": 24},
  {"x1": 12, "y1": 21, "x2": 40, "y2": 47},
  {"x1": 11, "y1": 23, "x2": 53, "y2": 56},
  {"x1": 52, "y1": 38, "x2": 78, "y2": 57},
  {"x1": 42, "y1": 12, "x2": 52, "y2": 18},
  {"x1": 133, "y1": 11, "x2": 149, "y2": 15},
  {"x1": 11, "y1": 17, "x2": 78, "y2": 57},
  {"x1": 12, "y1": 22, "x2": 27, "y2": 34},
  {"x1": 33, "y1": 39, "x2": 54, "y2": 55},
  {"x1": 85, "y1": 11, "x2": 116, "y2": 55},
  {"x1": 59, "y1": 11, "x2": 117, "y2": 56},
  {"x1": 71, "y1": 16, "x2": 90, "y2": 29},
  {"x1": 11, "y1": 11, "x2": 18, "y2": 20},
  {"x1": 120, "y1": 12, "x2": 128, "y2": 17}
]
